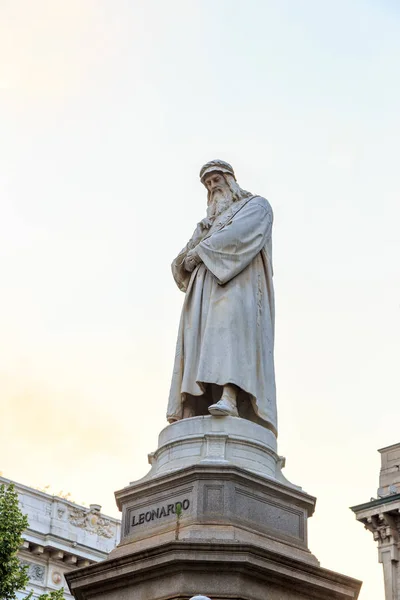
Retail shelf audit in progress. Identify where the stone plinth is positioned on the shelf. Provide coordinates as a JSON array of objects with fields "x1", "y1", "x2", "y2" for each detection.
[
  {"x1": 146, "y1": 416, "x2": 289, "y2": 484},
  {"x1": 66, "y1": 539, "x2": 361, "y2": 600},
  {"x1": 113, "y1": 462, "x2": 316, "y2": 566},
  {"x1": 66, "y1": 417, "x2": 361, "y2": 600}
]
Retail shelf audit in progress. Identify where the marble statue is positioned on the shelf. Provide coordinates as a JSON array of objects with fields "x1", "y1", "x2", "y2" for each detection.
[{"x1": 167, "y1": 160, "x2": 277, "y2": 434}]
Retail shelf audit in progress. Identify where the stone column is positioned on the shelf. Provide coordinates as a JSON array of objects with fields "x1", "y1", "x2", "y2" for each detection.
[{"x1": 351, "y1": 443, "x2": 400, "y2": 600}]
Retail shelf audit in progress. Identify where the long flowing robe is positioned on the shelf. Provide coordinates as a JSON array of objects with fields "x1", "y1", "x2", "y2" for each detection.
[{"x1": 167, "y1": 195, "x2": 277, "y2": 434}]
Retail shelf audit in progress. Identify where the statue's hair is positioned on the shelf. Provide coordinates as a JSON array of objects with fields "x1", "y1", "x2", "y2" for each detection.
[
  {"x1": 207, "y1": 172, "x2": 253, "y2": 205},
  {"x1": 225, "y1": 173, "x2": 253, "y2": 202}
]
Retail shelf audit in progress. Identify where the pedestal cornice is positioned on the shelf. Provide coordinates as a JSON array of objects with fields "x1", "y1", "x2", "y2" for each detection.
[
  {"x1": 66, "y1": 539, "x2": 361, "y2": 600},
  {"x1": 116, "y1": 463, "x2": 316, "y2": 515}
]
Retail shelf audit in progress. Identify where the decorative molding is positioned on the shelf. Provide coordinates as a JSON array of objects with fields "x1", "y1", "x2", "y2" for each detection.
[
  {"x1": 205, "y1": 434, "x2": 228, "y2": 460},
  {"x1": 22, "y1": 561, "x2": 46, "y2": 583},
  {"x1": 204, "y1": 484, "x2": 224, "y2": 513},
  {"x1": 52, "y1": 571, "x2": 63, "y2": 585},
  {"x1": 363, "y1": 512, "x2": 399, "y2": 547},
  {"x1": 68, "y1": 506, "x2": 115, "y2": 539},
  {"x1": 235, "y1": 486, "x2": 303, "y2": 540}
]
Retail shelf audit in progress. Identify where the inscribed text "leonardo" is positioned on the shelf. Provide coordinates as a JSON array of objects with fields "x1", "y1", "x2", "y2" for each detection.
[{"x1": 131, "y1": 499, "x2": 190, "y2": 527}]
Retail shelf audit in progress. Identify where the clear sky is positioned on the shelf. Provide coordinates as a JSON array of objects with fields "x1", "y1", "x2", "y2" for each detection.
[{"x1": 1, "y1": 1, "x2": 399, "y2": 598}]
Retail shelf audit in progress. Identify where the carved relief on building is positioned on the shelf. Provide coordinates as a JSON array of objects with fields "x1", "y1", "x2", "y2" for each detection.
[
  {"x1": 373, "y1": 524, "x2": 394, "y2": 544},
  {"x1": 22, "y1": 561, "x2": 46, "y2": 583},
  {"x1": 68, "y1": 505, "x2": 115, "y2": 538},
  {"x1": 52, "y1": 571, "x2": 63, "y2": 585},
  {"x1": 363, "y1": 512, "x2": 399, "y2": 545}
]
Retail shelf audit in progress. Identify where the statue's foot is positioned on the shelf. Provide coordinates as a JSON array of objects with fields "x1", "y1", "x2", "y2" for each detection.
[
  {"x1": 167, "y1": 416, "x2": 180, "y2": 424},
  {"x1": 208, "y1": 398, "x2": 239, "y2": 417}
]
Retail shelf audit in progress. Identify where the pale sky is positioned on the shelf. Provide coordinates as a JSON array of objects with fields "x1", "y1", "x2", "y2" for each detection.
[{"x1": 1, "y1": 1, "x2": 399, "y2": 599}]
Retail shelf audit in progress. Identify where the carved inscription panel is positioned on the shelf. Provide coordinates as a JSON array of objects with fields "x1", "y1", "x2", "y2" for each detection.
[
  {"x1": 235, "y1": 488, "x2": 303, "y2": 541},
  {"x1": 125, "y1": 496, "x2": 191, "y2": 537}
]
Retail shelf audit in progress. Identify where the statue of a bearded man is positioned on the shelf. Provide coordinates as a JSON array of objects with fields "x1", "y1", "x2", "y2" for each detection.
[{"x1": 167, "y1": 160, "x2": 277, "y2": 435}]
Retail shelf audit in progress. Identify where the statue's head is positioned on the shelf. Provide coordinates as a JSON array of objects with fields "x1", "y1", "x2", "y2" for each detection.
[{"x1": 199, "y1": 159, "x2": 252, "y2": 218}]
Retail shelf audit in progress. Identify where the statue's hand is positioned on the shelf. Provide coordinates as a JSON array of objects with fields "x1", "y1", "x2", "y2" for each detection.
[
  {"x1": 184, "y1": 256, "x2": 198, "y2": 273},
  {"x1": 199, "y1": 217, "x2": 213, "y2": 230},
  {"x1": 190, "y1": 218, "x2": 213, "y2": 247},
  {"x1": 184, "y1": 249, "x2": 201, "y2": 272}
]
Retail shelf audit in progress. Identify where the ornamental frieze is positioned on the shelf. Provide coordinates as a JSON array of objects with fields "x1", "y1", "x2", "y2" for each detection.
[{"x1": 68, "y1": 505, "x2": 115, "y2": 539}]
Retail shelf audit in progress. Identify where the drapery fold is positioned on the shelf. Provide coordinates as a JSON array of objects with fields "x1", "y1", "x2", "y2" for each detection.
[{"x1": 167, "y1": 196, "x2": 276, "y2": 433}]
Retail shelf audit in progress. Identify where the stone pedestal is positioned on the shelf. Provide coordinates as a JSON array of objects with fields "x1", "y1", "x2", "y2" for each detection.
[
  {"x1": 66, "y1": 417, "x2": 361, "y2": 600},
  {"x1": 146, "y1": 416, "x2": 282, "y2": 482}
]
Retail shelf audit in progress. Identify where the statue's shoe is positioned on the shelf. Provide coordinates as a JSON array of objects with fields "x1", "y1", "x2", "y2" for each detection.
[
  {"x1": 208, "y1": 398, "x2": 239, "y2": 417},
  {"x1": 167, "y1": 416, "x2": 180, "y2": 424}
]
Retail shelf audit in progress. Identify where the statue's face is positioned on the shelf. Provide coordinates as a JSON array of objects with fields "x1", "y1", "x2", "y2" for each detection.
[
  {"x1": 204, "y1": 171, "x2": 233, "y2": 218},
  {"x1": 203, "y1": 171, "x2": 229, "y2": 199}
]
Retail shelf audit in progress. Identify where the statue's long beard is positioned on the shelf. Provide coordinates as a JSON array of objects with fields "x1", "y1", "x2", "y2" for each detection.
[{"x1": 207, "y1": 189, "x2": 233, "y2": 219}]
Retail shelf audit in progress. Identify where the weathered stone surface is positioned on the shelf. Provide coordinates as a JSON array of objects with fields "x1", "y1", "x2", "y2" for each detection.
[
  {"x1": 378, "y1": 442, "x2": 400, "y2": 497},
  {"x1": 146, "y1": 416, "x2": 293, "y2": 485},
  {"x1": 66, "y1": 539, "x2": 361, "y2": 600},
  {"x1": 66, "y1": 418, "x2": 361, "y2": 600},
  {"x1": 168, "y1": 160, "x2": 277, "y2": 433},
  {"x1": 114, "y1": 463, "x2": 316, "y2": 565}
]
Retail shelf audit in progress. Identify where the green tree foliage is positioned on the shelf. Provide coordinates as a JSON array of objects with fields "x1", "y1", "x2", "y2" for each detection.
[
  {"x1": 0, "y1": 483, "x2": 30, "y2": 600},
  {"x1": 37, "y1": 590, "x2": 65, "y2": 600},
  {"x1": 0, "y1": 482, "x2": 65, "y2": 600}
]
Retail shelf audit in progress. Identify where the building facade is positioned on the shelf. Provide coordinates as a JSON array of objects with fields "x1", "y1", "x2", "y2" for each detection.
[
  {"x1": 351, "y1": 443, "x2": 400, "y2": 600},
  {"x1": 0, "y1": 476, "x2": 120, "y2": 600}
]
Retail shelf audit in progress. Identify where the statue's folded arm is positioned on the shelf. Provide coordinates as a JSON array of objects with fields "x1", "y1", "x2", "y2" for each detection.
[{"x1": 196, "y1": 200, "x2": 272, "y2": 285}]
